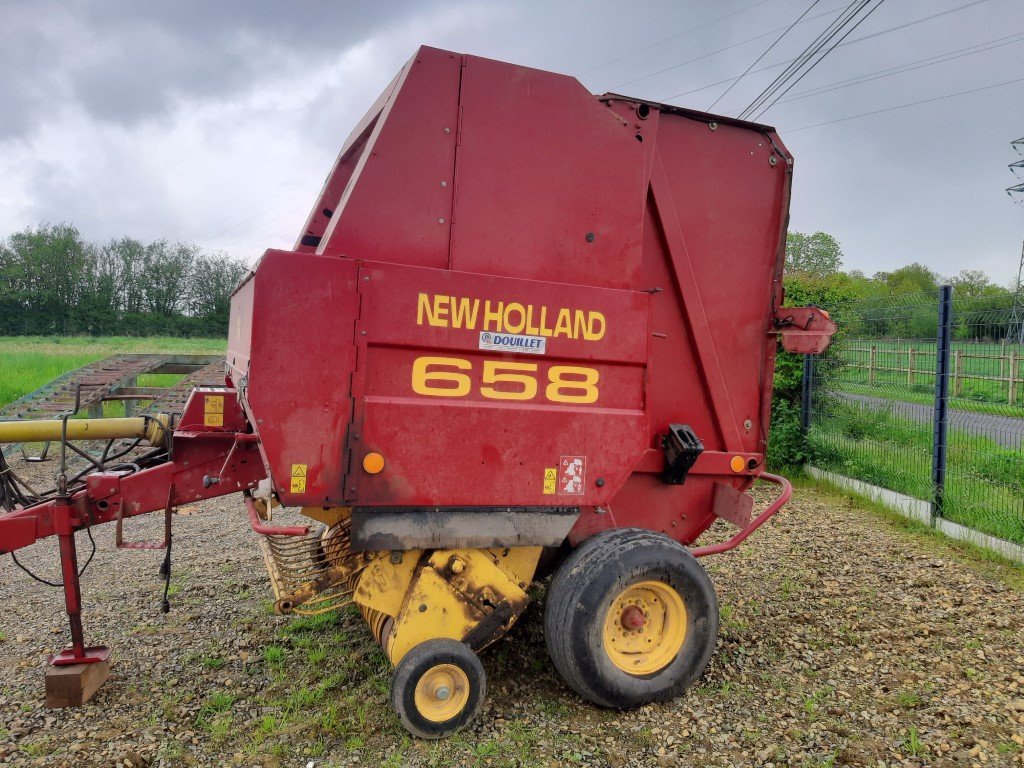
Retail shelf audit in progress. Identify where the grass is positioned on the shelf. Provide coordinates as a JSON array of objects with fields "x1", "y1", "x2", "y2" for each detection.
[
  {"x1": 0, "y1": 335, "x2": 225, "y2": 409},
  {"x1": 829, "y1": 337, "x2": 1024, "y2": 417},
  {"x1": 809, "y1": 397, "x2": 1024, "y2": 544}
]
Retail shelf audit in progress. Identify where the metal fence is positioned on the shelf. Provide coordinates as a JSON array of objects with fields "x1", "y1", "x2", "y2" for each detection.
[{"x1": 804, "y1": 287, "x2": 1024, "y2": 547}]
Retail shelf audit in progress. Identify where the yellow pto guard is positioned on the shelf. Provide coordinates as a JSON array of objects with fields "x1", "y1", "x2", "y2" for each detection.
[{"x1": 0, "y1": 415, "x2": 169, "y2": 446}]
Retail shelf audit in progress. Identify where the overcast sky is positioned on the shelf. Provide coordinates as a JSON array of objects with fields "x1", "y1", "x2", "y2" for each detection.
[{"x1": 1, "y1": 0, "x2": 1021, "y2": 284}]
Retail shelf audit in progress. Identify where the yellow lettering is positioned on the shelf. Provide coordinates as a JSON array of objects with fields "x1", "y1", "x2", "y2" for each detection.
[
  {"x1": 572, "y1": 310, "x2": 588, "y2": 340},
  {"x1": 483, "y1": 300, "x2": 503, "y2": 331},
  {"x1": 538, "y1": 306, "x2": 553, "y2": 337},
  {"x1": 412, "y1": 356, "x2": 471, "y2": 397},
  {"x1": 585, "y1": 311, "x2": 606, "y2": 341},
  {"x1": 524, "y1": 305, "x2": 540, "y2": 335},
  {"x1": 418, "y1": 294, "x2": 607, "y2": 341},
  {"x1": 432, "y1": 295, "x2": 450, "y2": 326},
  {"x1": 416, "y1": 293, "x2": 434, "y2": 326},
  {"x1": 554, "y1": 308, "x2": 573, "y2": 338},
  {"x1": 504, "y1": 302, "x2": 526, "y2": 333},
  {"x1": 450, "y1": 297, "x2": 480, "y2": 329}
]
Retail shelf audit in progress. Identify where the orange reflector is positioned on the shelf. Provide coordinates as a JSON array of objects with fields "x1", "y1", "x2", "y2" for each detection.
[
  {"x1": 362, "y1": 452, "x2": 386, "y2": 474},
  {"x1": 729, "y1": 455, "x2": 746, "y2": 473}
]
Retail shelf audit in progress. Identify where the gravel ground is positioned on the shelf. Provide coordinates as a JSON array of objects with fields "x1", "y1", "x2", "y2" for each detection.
[{"x1": 1, "y1": 476, "x2": 1022, "y2": 768}]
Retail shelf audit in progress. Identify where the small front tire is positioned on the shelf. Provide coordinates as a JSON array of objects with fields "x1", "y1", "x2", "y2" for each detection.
[{"x1": 390, "y1": 638, "x2": 486, "y2": 739}]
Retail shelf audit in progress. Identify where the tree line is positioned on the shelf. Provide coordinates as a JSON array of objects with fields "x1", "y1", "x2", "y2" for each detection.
[
  {"x1": 784, "y1": 230, "x2": 1020, "y2": 341},
  {"x1": 0, "y1": 223, "x2": 248, "y2": 337}
]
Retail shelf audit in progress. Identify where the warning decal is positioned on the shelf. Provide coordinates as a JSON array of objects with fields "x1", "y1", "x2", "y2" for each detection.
[
  {"x1": 203, "y1": 395, "x2": 224, "y2": 427},
  {"x1": 290, "y1": 464, "x2": 307, "y2": 494},
  {"x1": 558, "y1": 456, "x2": 586, "y2": 495},
  {"x1": 542, "y1": 467, "x2": 557, "y2": 495}
]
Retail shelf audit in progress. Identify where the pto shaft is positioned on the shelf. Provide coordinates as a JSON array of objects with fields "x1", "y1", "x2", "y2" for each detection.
[{"x1": 0, "y1": 414, "x2": 169, "y2": 445}]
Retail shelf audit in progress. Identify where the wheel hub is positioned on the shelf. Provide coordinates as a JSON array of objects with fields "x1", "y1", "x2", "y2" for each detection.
[
  {"x1": 602, "y1": 580, "x2": 688, "y2": 675},
  {"x1": 620, "y1": 604, "x2": 646, "y2": 630},
  {"x1": 413, "y1": 663, "x2": 470, "y2": 722}
]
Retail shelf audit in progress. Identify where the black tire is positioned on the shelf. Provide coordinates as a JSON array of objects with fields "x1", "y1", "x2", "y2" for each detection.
[
  {"x1": 543, "y1": 528, "x2": 718, "y2": 709},
  {"x1": 390, "y1": 638, "x2": 486, "y2": 739}
]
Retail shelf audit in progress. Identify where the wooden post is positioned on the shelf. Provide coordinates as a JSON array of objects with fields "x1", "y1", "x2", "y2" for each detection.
[
  {"x1": 907, "y1": 346, "x2": 915, "y2": 387},
  {"x1": 1011, "y1": 349, "x2": 1019, "y2": 406},
  {"x1": 953, "y1": 349, "x2": 962, "y2": 396},
  {"x1": 869, "y1": 344, "x2": 877, "y2": 385},
  {"x1": 123, "y1": 376, "x2": 137, "y2": 418}
]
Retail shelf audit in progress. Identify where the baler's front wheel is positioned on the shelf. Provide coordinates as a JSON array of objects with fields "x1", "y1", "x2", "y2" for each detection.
[
  {"x1": 544, "y1": 528, "x2": 718, "y2": 709},
  {"x1": 390, "y1": 638, "x2": 486, "y2": 739}
]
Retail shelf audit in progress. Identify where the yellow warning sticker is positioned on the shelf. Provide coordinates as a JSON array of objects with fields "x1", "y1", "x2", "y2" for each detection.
[
  {"x1": 203, "y1": 395, "x2": 224, "y2": 427},
  {"x1": 543, "y1": 467, "x2": 557, "y2": 495},
  {"x1": 290, "y1": 464, "x2": 307, "y2": 494}
]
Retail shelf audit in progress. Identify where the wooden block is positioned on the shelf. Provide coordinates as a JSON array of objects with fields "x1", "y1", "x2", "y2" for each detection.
[{"x1": 45, "y1": 660, "x2": 110, "y2": 708}]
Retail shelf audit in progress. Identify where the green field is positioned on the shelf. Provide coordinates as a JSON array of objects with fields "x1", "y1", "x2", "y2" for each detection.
[
  {"x1": 809, "y1": 398, "x2": 1024, "y2": 545},
  {"x1": 832, "y1": 338, "x2": 1024, "y2": 417},
  {"x1": 0, "y1": 335, "x2": 226, "y2": 410}
]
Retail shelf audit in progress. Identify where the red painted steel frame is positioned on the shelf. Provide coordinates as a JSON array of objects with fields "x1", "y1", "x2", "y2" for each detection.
[{"x1": 227, "y1": 45, "x2": 830, "y2": 551}]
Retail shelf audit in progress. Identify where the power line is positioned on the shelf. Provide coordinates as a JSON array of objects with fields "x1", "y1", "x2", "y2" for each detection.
[
  {"x1": 737, "y1": 0, "x2": 869, "y2": 118},
  {"x1": 784, "y1": 76, "x2": 1024, "y2": 131},
  {"x1": 740, "y1": 0, "x2": 885, "y2": 121},
  {"x1": 200, "y1": 188, "x2": 311, "y2": 244},
  {"x1": 660, "y1": 0, "x2": 993, "y2": 102},
  {"x1": 607, "y1": 4, "x2": 848, "y2": 91},
  {"x1": 708, "y1": 0, "x2": 822, "y2": 111},
  {"x1": 776, "y1": 33, "x2": 1024, "y2": 104},
  {"x1": 577, "y1": 0, "x2": 774, "y2": 77}
]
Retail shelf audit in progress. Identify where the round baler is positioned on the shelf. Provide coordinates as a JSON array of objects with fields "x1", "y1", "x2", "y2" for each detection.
[{"x1": 0, "y1": 46, "x2": 835, "y2": 737}]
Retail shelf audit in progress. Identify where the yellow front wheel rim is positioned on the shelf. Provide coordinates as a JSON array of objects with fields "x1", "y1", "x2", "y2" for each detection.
[
  {"x1": 413, "y1": 663, "x2": 471, "y2": 722},
  {"x1": 602, "y1": 580, "x2": 687, "y2": 675}
]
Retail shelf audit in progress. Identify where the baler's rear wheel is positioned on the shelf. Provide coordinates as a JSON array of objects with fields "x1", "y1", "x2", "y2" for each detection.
[
  {"x1": 390, "y1": 638, "x2": 486, "y2": 739},
  {"x1": 543, "y1": 528, "x2": 718, "y2": 709}
]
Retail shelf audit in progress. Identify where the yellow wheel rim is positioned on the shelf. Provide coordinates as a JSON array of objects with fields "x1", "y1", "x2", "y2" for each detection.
[
  {"x1": 602, "y1": 580, "x2": 687, "y2": 675},
  {"x1": 413, "y1": 663, "x2": 470, "y2": 723}
]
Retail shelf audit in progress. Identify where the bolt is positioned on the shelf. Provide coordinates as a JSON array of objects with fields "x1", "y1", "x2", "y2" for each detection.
[
  {"x1": 769, "y1": 155, "x2": 778, "y2": 166},
  {"x1": 435, "y1": 685, "x2": 451, "y2": 701},
  {"x1": 440, "y1": 181, "x2": 447, "y2": 187},
  {"x1": 708, "y1": 122, "x2": 718, "y2": 131},
  {"x1": 450, "y1": 558, "x2": 466, "y2": 574},
  {"x1": 438, "y1": 218, "x2": 445, "y2": 224},
  {"x1": 418, "y1": 603, "x2": 427, "y2": 612},
  {"x1": 744, "y1": 419, "x2": 753, "y2": 430},
  {"x1": 585, "y1": 232, "x2": 595, "y2": 243},
  {"x1": 444, "y1": 127, "x2": 451, "y2": 134},
  {"x1": 595, "y1": 477, "x2": 605, "y2": 487}
]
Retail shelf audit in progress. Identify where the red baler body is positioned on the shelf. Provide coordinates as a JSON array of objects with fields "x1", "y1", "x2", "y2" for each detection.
[
  {"x1": 0, "y1": 47, "x2": 834, "y2": 683},
  {"x1": 227, "y1": 46, "x2": 826, "y2": 547}
]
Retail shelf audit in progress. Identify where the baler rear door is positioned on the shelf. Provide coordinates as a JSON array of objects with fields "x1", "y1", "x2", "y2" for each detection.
[{"x1": 347, "y1": 262, "x2": 651, "y2": 509}]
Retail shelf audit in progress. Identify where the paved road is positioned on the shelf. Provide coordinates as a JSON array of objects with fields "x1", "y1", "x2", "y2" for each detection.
[{"x1": 838, "y1": 392, "x2": 1024, "y2": 449}]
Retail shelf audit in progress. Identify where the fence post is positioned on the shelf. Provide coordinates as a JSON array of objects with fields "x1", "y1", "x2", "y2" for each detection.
[
  {"x1": 931, "y1": 285, "x2": 953, "y2": 525},
  {"x1": 1011, "y1": 350, "x2": 1019, "y2": 406},
  {"x1": 801, "y1": 354, "x2": 813, "y2": 437},
  {"x1": 907, "y1": 346, "x2": 915, "y2": 387},
  {"x1": 868, "y1": 344, "x2": 877, "y2": 384}
]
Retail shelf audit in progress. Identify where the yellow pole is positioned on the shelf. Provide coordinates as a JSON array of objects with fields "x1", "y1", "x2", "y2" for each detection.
[{"x1": 0, "y1": 415, "x2": 168, "y2": 445}]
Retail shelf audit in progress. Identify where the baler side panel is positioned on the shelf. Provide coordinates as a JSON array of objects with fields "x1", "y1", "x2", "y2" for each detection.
[
  {"x1": 599, "y1": 110, "x2": 792, "y2": 546},
  {"x1": 244, "y1": 250, "x2": 361, "y2": 506},
  {"x1": 448, "y1": 55, "x2": 646, "y2": 290},
  {"x1": 349, "y1": 262, "x2": 650, "y2": 506},
  {"x1": 318, "y1": 46, "x2": 462, "y2": 270}
]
